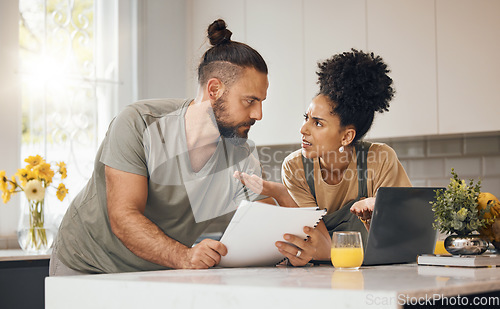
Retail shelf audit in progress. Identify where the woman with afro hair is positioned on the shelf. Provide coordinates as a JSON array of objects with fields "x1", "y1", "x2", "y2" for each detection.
[{"x1": 235, "y1": 49, "x2": 411, "y2": 266}]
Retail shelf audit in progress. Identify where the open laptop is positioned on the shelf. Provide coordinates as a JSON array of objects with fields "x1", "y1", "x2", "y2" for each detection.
[{"x1": 362, "y1": 187, "x2": 444, "y2": 266}]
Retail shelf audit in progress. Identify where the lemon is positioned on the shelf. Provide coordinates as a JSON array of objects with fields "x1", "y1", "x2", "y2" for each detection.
[
  {"x1": 478, "y1": 192, "x2": 500, "y2": 243},
  {"x1": 478, "y1": 192, "x2": 500, "y2": 219}
]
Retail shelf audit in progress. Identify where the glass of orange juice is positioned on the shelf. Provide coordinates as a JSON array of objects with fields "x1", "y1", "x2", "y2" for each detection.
[{"x1": 331, "y1": 231, "x2": 364, "y2": 270}]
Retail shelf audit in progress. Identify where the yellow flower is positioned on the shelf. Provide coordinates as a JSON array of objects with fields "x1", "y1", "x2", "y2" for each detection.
[
  {"x1": 16, "y1": 168, "x2": 35, "y2": 187},
  {"x1": 56, "y1": 183, "x2": 68, "y2": 201},
  {"x1": 0, "y1": 170, "x2": 8, "y2": 192},
  {"x1": 2, "y1": 156, "x2": 68, "y2": 205},
  {"x1": 10, "y1": 176, "x2": 18, "y2": 190},
  {"x1": 1, "y1": 174, "x2": 19, "y2": 203},
  {"x1": 24, "y1": 179, "x2": 45, "y2": 202},
  {"x1": 57, "y1": 161, "x2": 67, "y2": 179},
  {"x1": 24, "y1": 155, "x2": 44, "y2": 167},
  {"x1": 1, "y1": 190, "x2": 11, "y2": 204},
  {"x1": 34, "y1": 162, "x2": 54, "y2": 185}
]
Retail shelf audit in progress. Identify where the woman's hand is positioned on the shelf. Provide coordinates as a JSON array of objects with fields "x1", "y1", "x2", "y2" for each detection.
[
  {"x1": 275, "y1": 221, "x2": 331, "y2": 266},
  {"x1": 233, "y1": 171, "x2": 298, "y2": 207},
  {"x1": 350, "y1": 197, "x2": 376, "y2": 227}
]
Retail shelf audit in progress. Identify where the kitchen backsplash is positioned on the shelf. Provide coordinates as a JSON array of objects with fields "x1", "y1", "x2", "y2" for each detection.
[
  {"x1": 257, "y1": 133, "x2": 500, "y2": 192},
  {"x1": 386, "y1": 133, "x2": 500, "y2": 192}
]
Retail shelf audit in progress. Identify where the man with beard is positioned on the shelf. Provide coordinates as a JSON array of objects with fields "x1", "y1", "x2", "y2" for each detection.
[{"x1": 49, "y1": 19, "x2": 273, "y2": 275}]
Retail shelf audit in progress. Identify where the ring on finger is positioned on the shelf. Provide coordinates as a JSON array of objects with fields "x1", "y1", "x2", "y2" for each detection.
[{"x1": 295, "y1": 250, "x2": 302, "y2": 258}]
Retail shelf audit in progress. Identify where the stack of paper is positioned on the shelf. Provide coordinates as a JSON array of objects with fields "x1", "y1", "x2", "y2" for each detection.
[{"x1": 218, "y1": 201, "x2": 326, "y2": 267}]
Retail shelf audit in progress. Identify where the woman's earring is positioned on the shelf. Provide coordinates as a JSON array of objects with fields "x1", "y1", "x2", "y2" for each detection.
[{"x1": 339, "y1": 145, "x2": 345, "y2": 153}]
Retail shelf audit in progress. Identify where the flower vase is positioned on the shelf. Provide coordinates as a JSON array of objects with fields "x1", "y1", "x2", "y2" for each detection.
[
  {"x1": 17, "y1": 198, "x2": 56, "y2": 254},
  {"x1": 444, "y1": 234, "x2": 489, "y2": 255}
]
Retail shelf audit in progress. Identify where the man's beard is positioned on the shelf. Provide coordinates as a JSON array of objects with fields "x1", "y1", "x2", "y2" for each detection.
[{"x1": 211, "y1": 95, "x2": 255, "y2": 145}]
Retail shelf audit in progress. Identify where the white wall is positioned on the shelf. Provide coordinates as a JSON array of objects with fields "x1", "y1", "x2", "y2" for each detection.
[
  {"x1": 0, "y1": 0, "x2": 21, "y2": 236},
  {"x1": 135, "y1": 0, "x2": 187, "y2": 102},
  {"x1": 117, "y1": 0, "x2": 139, "y2": 112}
]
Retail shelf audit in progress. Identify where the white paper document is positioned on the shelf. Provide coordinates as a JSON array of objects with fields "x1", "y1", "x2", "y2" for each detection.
[{"x1": 218, "y1": 200, "x2": 326, "y2": 267}]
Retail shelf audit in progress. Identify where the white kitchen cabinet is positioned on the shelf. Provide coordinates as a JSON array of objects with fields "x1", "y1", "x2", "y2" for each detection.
[
  {"x1": 245, "y1": 0, "x2": 304, "y2": 146},
  {"x1": 304, "y1": 0, "x2": 367, "y2": 108},
  {"x1": 366, "y1": 0, "x2": 438, "y2": 140},
  {"x1": 186, "y1": 0, "x2": 500, "y2": 145},
  {"x1": 249, "y1": 0, "x2": 367, "y2": 145},
  {"x1": 436, "y1": 0, "x2": 500, "y2": 135},
  {"x1": 248, "y1": 0, "x2": 368, "y2": 145}
]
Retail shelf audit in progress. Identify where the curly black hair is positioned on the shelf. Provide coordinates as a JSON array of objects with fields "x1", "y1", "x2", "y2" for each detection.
[{"x1": 317, "y1": 49, "x2": 394, "y2": 143}]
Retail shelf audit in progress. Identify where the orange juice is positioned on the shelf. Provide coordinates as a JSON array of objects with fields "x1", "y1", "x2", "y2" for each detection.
[{"x1": 331, "y1": 247, "x2": 364, "y2": 269}]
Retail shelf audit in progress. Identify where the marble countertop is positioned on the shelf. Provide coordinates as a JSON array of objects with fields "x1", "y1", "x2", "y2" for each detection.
[
  {"x1": 45, "y1": 263, "x2": 500, "y2": 309},
  {"x1": 0, "y1": 249, "x2": 51, "y2": 262}
]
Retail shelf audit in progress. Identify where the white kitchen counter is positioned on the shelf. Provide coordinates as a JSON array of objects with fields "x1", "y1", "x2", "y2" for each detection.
[
  {"x1": 0, "y1": 249, "x2": 51, "y2": 262},
  {"x1": 45, "y1": 263, "x2": 500, "y2": 309}
]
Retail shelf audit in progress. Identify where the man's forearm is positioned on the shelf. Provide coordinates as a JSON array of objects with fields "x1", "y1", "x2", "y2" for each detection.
[
  {"x1": 109, "y1": 208, "x2": 189, "y2": 269},
  {"x1": 104, "y1": 166, "x2": 226, "y2": 270}
]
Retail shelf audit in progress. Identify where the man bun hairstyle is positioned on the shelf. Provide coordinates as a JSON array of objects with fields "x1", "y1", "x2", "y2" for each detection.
[
  {"x1": 207, "y1": 19, "x2": 233, "y2": 45},
  {"x1": 317, "y1": 49, "x2": 395, "y2": 143},
  {"x1": 198, "y1": 19, "x2": 268, "y2": 86}
]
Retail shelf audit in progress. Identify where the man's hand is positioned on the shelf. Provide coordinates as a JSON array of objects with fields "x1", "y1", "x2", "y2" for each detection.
[
  {"x1": 233, "y1": 171, "x2": 267, "y2": 195},
  {"x1": 179, "y1": 239, "x2": 228, "y2": 269},
  {"x1": 233, "y1": 171, "x2": 298, "y2": 207}
]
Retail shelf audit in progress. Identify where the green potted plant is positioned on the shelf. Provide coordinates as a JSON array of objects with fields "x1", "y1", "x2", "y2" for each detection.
[{"x1": 431, "y1": 169, "x2": 493, "y2": 255}]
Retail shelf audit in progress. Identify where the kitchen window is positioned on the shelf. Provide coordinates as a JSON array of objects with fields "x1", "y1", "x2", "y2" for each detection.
[{"x1": 18, "y1": 0, "x2": 120, "y2": 226}]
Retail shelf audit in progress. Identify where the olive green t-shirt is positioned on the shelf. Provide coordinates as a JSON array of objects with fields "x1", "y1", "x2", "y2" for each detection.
[
  {"x1": 55, "y1": 99, "x2": 264, "y2": 273},
  {"x1": 282, "y1": 143, "x2": 412, "y2": 212}
]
